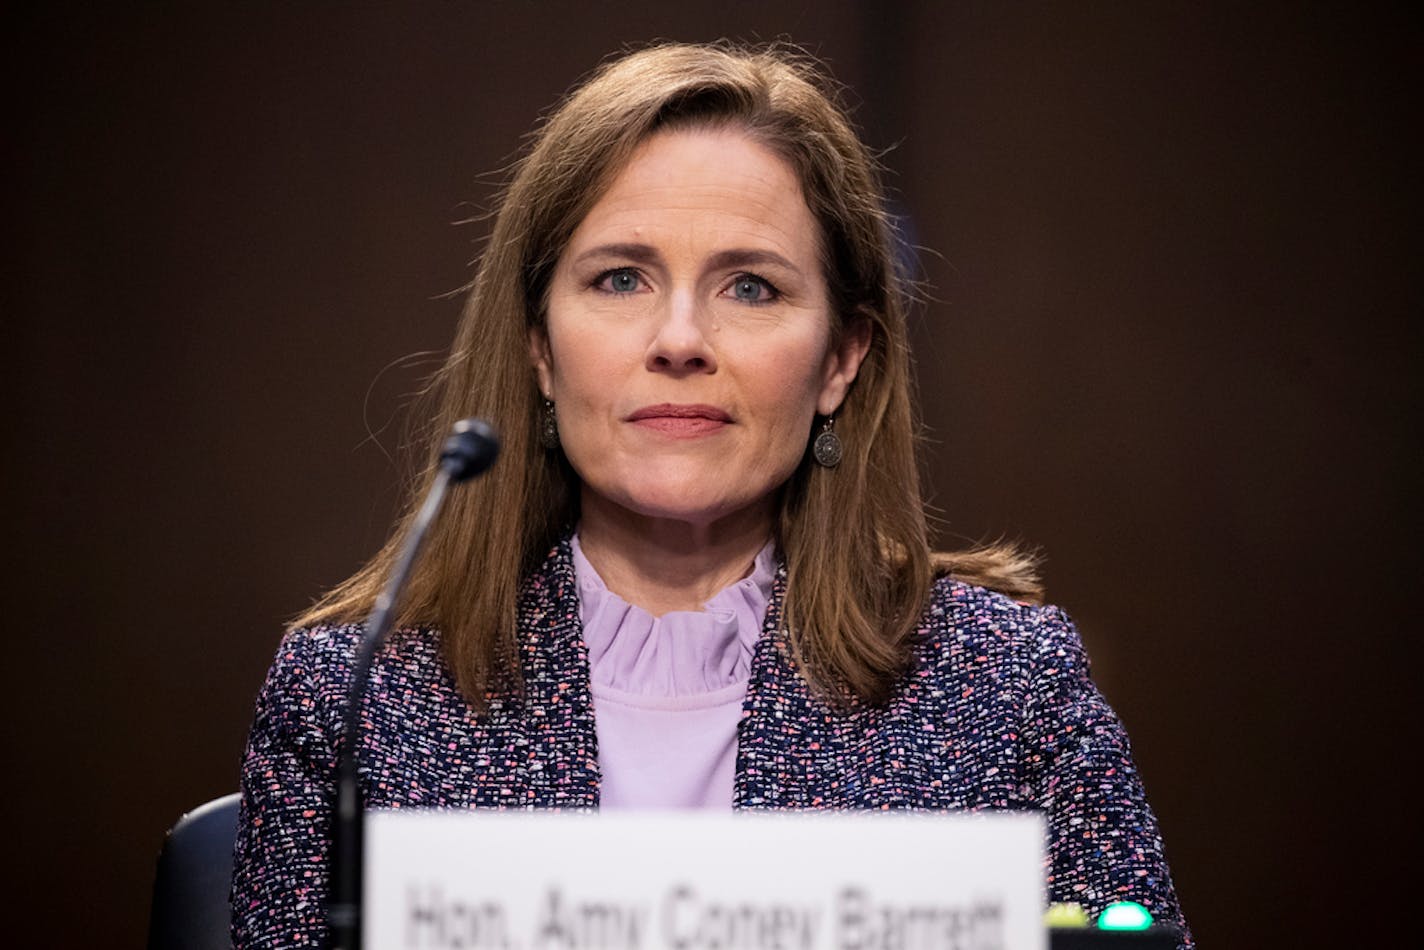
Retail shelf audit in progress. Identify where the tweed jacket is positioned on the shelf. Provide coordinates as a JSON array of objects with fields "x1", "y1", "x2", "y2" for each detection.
[{"x1": 231, "y1": 537, "x2": 1191, "y2": 947}]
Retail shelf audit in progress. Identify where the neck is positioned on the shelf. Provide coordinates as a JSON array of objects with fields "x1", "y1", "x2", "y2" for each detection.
[{"x1": 576, "y1": 493, "x2": 773, "y2": 616}]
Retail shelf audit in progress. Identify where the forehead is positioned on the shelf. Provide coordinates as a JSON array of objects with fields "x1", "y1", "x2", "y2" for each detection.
[{"x1": 565, "y1": 126, "x2": 819, "y2": 260}]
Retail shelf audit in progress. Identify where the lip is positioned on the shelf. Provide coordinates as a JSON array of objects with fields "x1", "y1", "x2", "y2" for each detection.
[
  {"x1": 627, "y1": 403, "x2": 733, "y2": 422},
  {"x1": 626, "y1": 403, "x2": 733, "y2": 437}
]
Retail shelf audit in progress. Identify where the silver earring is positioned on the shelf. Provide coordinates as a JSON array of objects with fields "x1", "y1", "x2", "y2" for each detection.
[
  {"x1": 539, "y1": 398, "x2": 559, "y2": 450},
  {"x1": 812, "y1": 416, "x2": 842, "y2": 468}
]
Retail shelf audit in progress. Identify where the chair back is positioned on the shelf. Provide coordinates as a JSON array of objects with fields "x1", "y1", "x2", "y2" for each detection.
[{"x1": 147, "y1": 792, "x2": 241, "y2": 950}]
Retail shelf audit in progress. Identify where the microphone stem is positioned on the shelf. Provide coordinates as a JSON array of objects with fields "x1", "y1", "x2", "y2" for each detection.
[{"x1": 329, "y1": 466, "x2": 454, "y2": 950}]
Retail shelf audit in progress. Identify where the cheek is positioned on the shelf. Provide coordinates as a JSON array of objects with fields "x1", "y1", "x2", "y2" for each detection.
[
  {"x1": 553, "y1": 365, "x2": 614, "y2": 437},
  {"x1": 744, "y1": 352, "x2": 832, "y2": 448},
  {"x1": 544, "y1": 334, "x2": 635, "y2": 468},
  {"x1": 546, "y1": 322, "x2": 623, "y2": 404},
  {"x1": 770, "y1": 335, "x2": 837, "y2": 403}
]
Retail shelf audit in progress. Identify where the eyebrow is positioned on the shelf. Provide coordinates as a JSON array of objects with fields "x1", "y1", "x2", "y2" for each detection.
[
  {"x1": 708, "y1": 248, "x2": 801, "y2": 274},
  {"x1": 572, "y1": 242, "x2": 661, "y2": 267},
  {"x1": 571, "y1": 242, "x2": 803, "y2": 274}
]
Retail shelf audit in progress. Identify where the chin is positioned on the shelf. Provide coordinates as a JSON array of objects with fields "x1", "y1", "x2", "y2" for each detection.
[
  {"x1": 626, "y1": 492, "x2": 739, "y2": 524},
  {"x1": 579, "y1": 457, "x2": 787, "y2": 528},
  {"x1": 597, "y1": 483, "x2": 763, "y2": 529}
]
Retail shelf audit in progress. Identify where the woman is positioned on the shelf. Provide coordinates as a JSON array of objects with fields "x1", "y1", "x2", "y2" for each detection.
[{"x1": 232, "y1": 42, "x2": 1191, "y2": 947}]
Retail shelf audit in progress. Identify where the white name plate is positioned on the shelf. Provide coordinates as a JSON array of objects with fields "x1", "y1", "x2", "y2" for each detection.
[{"x1": 365, "y1": 809, "x2": 1046, "y2": 950}]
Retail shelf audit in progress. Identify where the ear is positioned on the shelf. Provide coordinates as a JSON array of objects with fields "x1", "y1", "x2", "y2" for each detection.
[
  {"x1": 528, "y1": 325, "x2": 554, "y2": 399},
  {"x1": 816, "y1": 313, "x2": 873, "y2": 416}
]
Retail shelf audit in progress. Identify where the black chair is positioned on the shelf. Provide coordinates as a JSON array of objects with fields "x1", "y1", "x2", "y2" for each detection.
[{"x1": 147, "y1": 792, "x2": 241, "y2": 950}]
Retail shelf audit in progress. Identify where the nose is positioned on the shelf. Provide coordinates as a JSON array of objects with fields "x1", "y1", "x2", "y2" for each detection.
[{"x1": 645, "y1": 288, "x2": 717, "y2": 375}]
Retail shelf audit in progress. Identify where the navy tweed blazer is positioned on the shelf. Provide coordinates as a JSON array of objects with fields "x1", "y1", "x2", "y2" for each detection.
[{"x1": 231, "y1": 537, "x2": 1191, "y2": 947}]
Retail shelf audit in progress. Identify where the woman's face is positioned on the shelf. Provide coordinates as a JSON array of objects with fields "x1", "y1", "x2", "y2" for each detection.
[{"x1": 532, "y1": 126, "x2": 869, "y2": 534}]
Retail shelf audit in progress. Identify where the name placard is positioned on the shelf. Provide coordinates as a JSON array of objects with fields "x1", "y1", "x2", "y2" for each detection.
[{"x1": 365, "y1": 810, "x2": 1045, "y2": 950}]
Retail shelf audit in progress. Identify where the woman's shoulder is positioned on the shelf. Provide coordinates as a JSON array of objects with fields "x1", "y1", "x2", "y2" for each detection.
[
  {"x1": 262, "y1": 622, "x2": 360, "y2": 684},
  {"x1": 925, "y1": 574, "x2": 1068, "y2": 627},
  {"x1": 918, "y1": 575, "x2": 1084, "y2": 669},
  {"x1": 261, "y1": 622, "x2": 444, "y2": 696},
  {"x1": 275, "y1": 620, "x2": 363, "y2": 655}
]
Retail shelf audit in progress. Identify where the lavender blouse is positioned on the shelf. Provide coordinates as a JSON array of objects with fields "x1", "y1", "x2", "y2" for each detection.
[{"x1": 570, "y1": 534, "x2": 776, "y2": 808}]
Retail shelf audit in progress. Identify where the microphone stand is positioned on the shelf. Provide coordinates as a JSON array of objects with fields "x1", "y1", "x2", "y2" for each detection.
[{"x1": 328, "y1": 418, "x2": 499, "y2": 950}]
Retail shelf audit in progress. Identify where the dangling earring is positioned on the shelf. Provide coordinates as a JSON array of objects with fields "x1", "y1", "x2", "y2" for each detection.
[
  {"x1": 539, "y1": 397, "x2": 560, "y2": 450},
  {"x1": 812, "y1": 415, "x2": 842, "y2": 468}
]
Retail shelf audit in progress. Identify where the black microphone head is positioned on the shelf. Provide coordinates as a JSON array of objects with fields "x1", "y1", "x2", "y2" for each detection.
[{"x1": 439, "y1": 418, "x2": 500, "y2": 482}]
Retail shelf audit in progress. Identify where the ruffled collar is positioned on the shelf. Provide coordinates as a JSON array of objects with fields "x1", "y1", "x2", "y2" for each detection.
[{"x1": 571, "y1": 533, "x2": 776, "y2": 697}]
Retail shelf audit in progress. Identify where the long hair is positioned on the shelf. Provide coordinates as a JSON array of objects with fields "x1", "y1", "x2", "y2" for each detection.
[{"x1": 295, "y1": 41, "x2": 1040, "y2": 707}]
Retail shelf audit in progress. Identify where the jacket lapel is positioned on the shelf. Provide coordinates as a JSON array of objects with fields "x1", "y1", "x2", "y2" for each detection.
[{"x1": 514, "y1": 537, "x2": 601, "y2": 807}]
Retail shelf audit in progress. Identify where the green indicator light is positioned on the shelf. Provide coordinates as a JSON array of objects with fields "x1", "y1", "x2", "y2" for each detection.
[
  {"x1": 1044, "y1": 902, "x2": 1090, "y2": 928},
  {"x1": 1097, "y1": 901, "x2": 1153, "y2": 931}
]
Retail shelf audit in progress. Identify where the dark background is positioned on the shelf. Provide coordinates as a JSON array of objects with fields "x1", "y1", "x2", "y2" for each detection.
[{"x1": 5, "y1": 2, "x2": 1415, "y2": 946}]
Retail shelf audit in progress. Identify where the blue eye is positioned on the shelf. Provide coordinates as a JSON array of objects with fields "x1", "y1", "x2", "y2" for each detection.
[
  {"x1": 729, "y1": 275, "x2": 776, "y2": 303},
  {"x1": 598, "y1": 269, "x2": 642, "y2": 294}
]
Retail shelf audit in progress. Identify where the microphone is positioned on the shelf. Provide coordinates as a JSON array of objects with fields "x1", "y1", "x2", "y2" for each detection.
[
  {"x1": 328, "y1": 417, "x2": 500, "y2": 950},
  {"x1": 438, "y1": 417, "x2": 501, "y2": 483}
]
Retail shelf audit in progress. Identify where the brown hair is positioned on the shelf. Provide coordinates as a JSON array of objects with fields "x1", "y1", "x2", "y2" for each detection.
[{"x1": 295, "y1": 41, "x2": 1040, "y2": 706}]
